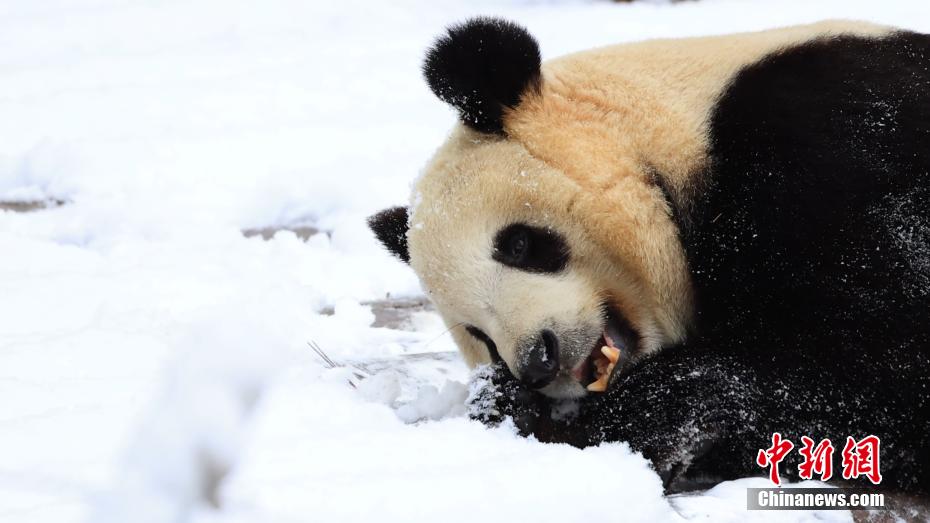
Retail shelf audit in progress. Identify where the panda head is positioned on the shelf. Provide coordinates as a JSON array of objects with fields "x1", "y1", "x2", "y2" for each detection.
[{"x1": 370, "y1": 18, "x2": 694, "y2": 398}]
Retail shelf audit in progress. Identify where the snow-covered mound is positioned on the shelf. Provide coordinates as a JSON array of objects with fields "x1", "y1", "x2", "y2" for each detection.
[{"x1": 1, "y1": 1, "x2": 927, "y2": 522}]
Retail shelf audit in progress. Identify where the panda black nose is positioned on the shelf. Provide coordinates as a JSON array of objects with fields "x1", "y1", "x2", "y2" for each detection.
[{"x1": 519, "y1": 329, "x2": 560, "y2": 389}]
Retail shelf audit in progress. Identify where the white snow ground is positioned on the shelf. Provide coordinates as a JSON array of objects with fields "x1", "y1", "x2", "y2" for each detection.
[{"x1": 0, "y1": 1, "x2": 927, "y2": 522}]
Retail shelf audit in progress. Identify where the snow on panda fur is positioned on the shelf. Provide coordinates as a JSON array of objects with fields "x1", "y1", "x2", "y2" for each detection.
[{"x1": 369, "y1": 18, "x2": 930, "y2": 494}]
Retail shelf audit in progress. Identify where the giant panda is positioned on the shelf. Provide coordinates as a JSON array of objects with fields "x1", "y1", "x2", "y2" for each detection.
[{"x1": 369, "y1": 18, "x2": 930, "y2": 493}]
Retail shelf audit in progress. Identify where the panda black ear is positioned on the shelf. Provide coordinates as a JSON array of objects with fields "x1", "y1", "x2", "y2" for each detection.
[
  {"x1": 367, "y1": 206, "x2": 410, "y2": 263},
  {"x1": 423, "y1": 17, "x2": 541, "y2": 135}
]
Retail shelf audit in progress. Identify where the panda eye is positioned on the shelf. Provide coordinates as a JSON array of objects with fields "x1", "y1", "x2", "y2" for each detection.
[
  {"x1": 507, "y1": 229, "x2": 529, "y2": 260},
  {"x1": 492, "y1": 223, "x2": 569, "y2": 273}
]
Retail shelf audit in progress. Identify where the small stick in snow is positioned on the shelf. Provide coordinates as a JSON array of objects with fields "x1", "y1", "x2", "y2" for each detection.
[
  {"x1": 308, "y1": 340, "x2": 361, "y2": 389},
  {"x1": 308, "y1": 340, "x2": 338, "y2": 369}
]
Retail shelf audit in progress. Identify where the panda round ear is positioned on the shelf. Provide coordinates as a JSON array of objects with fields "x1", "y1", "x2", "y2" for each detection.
[
  {"x1": 423, "y1": 17, "x2": 541, "y2": 135},
  {"x1": 367, "y1": 206, "x2": 410, "y2": 263}
]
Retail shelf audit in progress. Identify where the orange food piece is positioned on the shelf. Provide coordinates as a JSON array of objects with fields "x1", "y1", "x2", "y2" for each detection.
[{"x1": 586, "y1": 346, "x2": 621, "y2": 392}]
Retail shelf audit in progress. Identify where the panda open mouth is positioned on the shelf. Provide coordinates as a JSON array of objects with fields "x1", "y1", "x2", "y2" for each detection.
[{"x1": 573, "y1": 306, "x2": 639, "y2": 392}]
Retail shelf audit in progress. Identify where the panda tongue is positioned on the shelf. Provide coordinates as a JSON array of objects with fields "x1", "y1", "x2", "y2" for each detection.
[
  {"x1": 604, "y1": 322, "x2": 628, "y2": 355},
  {"x1": 604, "y1": 332, "x2": 618, "y2": 349}
]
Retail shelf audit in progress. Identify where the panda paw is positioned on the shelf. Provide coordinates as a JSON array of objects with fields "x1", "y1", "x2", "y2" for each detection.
[{"x1": 466, "y1": 363, "x2": 550, "y2": 436}]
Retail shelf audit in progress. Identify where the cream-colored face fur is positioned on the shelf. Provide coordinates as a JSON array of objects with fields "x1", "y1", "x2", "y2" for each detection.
[
  {"x1": 408, "y1": 21, "x2": 893, "y2": 398},
  {"x1": 408, "y1": 126, "x2": 692, "y2": 398}
]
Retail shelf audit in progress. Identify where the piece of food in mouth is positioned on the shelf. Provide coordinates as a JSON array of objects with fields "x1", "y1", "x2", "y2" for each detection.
[{"x1": 586, "y1": 345, "x2": 621, "y2": 392}]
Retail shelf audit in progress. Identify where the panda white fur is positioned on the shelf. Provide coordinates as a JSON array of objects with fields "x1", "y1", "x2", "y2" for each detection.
[{"x1": 369, "y1": 18, "x2": 930, "y2": 493}]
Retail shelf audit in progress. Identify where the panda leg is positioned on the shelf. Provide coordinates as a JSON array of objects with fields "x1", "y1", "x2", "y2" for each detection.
[
  {"x1": 467, "y1": 348, "x2": 766, "y2": 490},
  {"x1": 581, "y1": 348, "x2": 766, "y2": 490},
  {"x1": 470, "y1": 342, "x2": 930, "y2": 494}
]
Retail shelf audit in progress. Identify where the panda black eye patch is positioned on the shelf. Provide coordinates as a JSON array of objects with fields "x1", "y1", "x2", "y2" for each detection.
[{"x1": 492, "y1": 223, "x2": 569, "y2": 273}]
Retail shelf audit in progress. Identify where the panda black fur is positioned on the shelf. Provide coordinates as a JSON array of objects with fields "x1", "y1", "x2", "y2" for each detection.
[{"x1": 370, "y1": 19, "x2": 930, "y2": 494}]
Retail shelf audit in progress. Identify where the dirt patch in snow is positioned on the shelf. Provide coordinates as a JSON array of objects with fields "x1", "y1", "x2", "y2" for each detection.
[
  {"x1": 0, "y1": 199, "x2": 66, "y2": 212},
  {"x1": 241, "y1": 225, "x2": 322, "y2": 241},
  {"x1": 320, "y1": 297, "x2": 435, "y2": 330}
]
